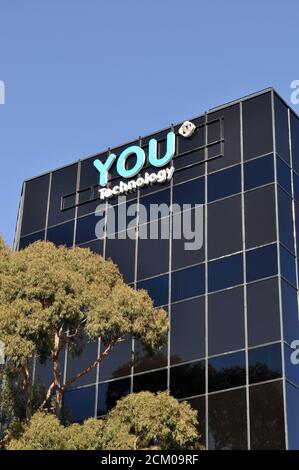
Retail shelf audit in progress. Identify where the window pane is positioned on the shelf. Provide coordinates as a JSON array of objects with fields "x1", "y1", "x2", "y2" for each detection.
[
  {"x1": 278, "y1": 188, "x2": 294, "y2": 253},
  {"x1": 244, "y1": 154, "x2": 274, "y2": 191},
  {"x1": 280, "y1": 245, "x2": 296, "y2": 287},
  {"x1": 170, "y1": 360, "x2": 205, "y2": 399},
  {"x1": 208, "y1": 253, "x2": 243, "y2": 292},
  {"x1": 76, "y1": 213, "x2": 105, "y2": 245},
  {"x1": 173, "y1": 177, "x2": 205, "y2": 207},
  {"x1": 208, "y1": 388, "x2": 247, "y2": 450},
  {"x1": 277, "y1": 156, "x2": 292, "y2": 195},
  {"x1": 99, "y1": 338, "x2": 132, "y2": 382},
  {"x1": 63, "y1": 386, "x2": 96, "y2": 423},
  {"x1": 281, "y1": 280, "x2": 299, "y2": 345},
  {"x1": 137, "y1": 220, "x2": 169, "y2": 279},
  {"x1": 293, "y1": 172, "x2": 299, "y2": 203},
  {"x1": 21, "y1": 175, "x2": 50, "y2": 236},
  {"x1": 249, "y1": 381, "x2": 285, "y2": 449},
  {"x1": 275, "y1": 95, "x2": 290, "y2": 164},
  {"x1": 134, "y1": 338, "x2": 168, "y2": 374},
  {"x1": 79, "y1": 154, "x2": 106, "y2": 190},
  {"x1": 172, "y1": 264, "x2": 205, "y2": 302},
  {"x1": 137, "y1": 274, "x2": 169, "y2": 307},
  {"x1": 173, "y1": 163, "x2": 205, "y2": 184},
  {"x1": 46, "y1": 221, "x2": 74, "y2": 247},
  {"x1": 170, "y1": 297, "x2": 205, "y2": 365},
  {"x1": 208, "y1": 194, "x2": 242, "y2": 259},
  {"x1": 186, "y1": 396, "x2": 206, "y2": 448},
  {"x1": 246, "y1": 244, "x2": 277, "y2": 282},
  {"x1": 286, "y1": 382, "x2": 299, "y2": 450},
  {"x1": 48, "y1": 164, "x2": 78, "y2": 226},
  {"x1": 106, "y1": 229, "x2": 136, "y2": 284},
  {"x1": 208, "y1": 165, "x2": 241, "y2": 202},
  {"x1": 284, "y1": 344, "x2": 299, "y2": 388},
  {"x1": 208, "y1": 287, "x2": 244, "y2": 356},
  {"x1": 243, "y1": 92, "x2": 273, "y2": 161},
  {"x1": 19, "y1": 230, "x2": 45, "y2": 250},
  {"x1": 133, "y1": 369, "x2": 167, "y2": 394},
  {"x1": 208, "y1": 351, "x2": 246, "y2": 392},
  {"x1": 66, "y1": 339, "x2": 98, "y2": 387},
  {"x1": 290, "y1": 112, "x2": 299, "y2": 174},
  {"x1": 97, "y1": 378, "x2": 130, "y2": 416},
  {"x1": 247, "y1": 278, "x2": 281, "y2": 347},
  {"x1": 78, "y1": 239, "x2": 103, "y2": 255},
  {"x1": 138, "y1": 189, "x2": 170, "y2": 225},
  {"x1": 245, "y1": 185, "x2": 276, "y2": 249},
  {"x1": 248, "y1": 343, "x2": 282, "y2": 384}
]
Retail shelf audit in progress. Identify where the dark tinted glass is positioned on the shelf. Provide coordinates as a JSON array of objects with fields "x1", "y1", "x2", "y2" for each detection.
[
  {"x1": 170, "y1": 297, "x2": 205, "y2": 365},
  {"x1": 172, "y1": 264, "x2": 205, "y2": 302},
  {"x1": 277, "y1": 156, "x2": 292, "y2": 195},
  {"x1": 46, "y1": 221, "x2": 74, "y2": 247},
  {"x1": 173, "y1": 148, "x2": 205, "y2": 171},
  {"x1": 246, "y1": 244, "x2": 277, "y2": 282},
  {"x1": 244, "y1": 154, "x2": 274, "y2": 191},
  {"x1": 208, "y1": 351, "x2": 246, "y2": 392},
  {"x1": 208, "y1": 287, "x2": 244, "y2": 356},
  {"x1": 173, "y1": 177, "x2": 205, "y2": 207},
  {"x1": 106, "y1": 230, "x2": 136, "y2": 284},
  {"x1": 290, "y1": 112, "x2": 299, "y2": 174},
  {"x1": 249, "y1": 381, "x2": 285, "y2": 449},
  {"x1": 66, "y1": 339, "x2": 98, "y2": 387},
  {"x1": 97, "y1": 378, "x2": 130, "y2": 416},
  {"x1": 249, "y1": 343, "x2": 282, "y2": 384},
  {"x1": 280, "y1": 245, "x2": 296, "y2": 287},
  {"x1": 170, "y1": 360, "x2": 205, "y2": 399},
  {"x1": 293, "y1": 172, "x2": 299, "y2": 203},
  {"x1": 243, "y1": 92, "x2": 273, "y2": 161},
  {"x1": 106, "y1": 200, "x2": 138, "y2": 235},
  {"x1": 176, "y1": 116, "x2": 205, "y2": 154},
  {"x1": 171, "y1": 208, "x2": 205, "y2": 270},
  {"x1": 76, "y1": 212, "x2": 105, "y2": 245},
  {"x1": 137, "y1": 274, "x2": 169, "y2": 307},
  {"x1": 173, "y1": 163, "x2": 205, "y2": 184},
  {"x1": 78, "y1": 239, "x2": 103, "y2": 255},
  {"x1": 139, "y1": 189, "x2": 170, "y2": 224},
  {"x1": 208, "y1": 388, "x2": 247, "y2": 450},
  {"x1": 133, "y1": 369, "x2": 167, "y2": 394},
  {"x1": 21, "y1": 175, "x2": 50, "y2": 236},
  {"x1": 48, "y1": 164, "x2": 78, "y2": 226},
  {"x1": 208, "y1": 165, "x2": 241, "y2": 202},
  {"x1": 63, "y1": 386, "x2": 96, "y2": 423},
  {"x1": 99, "y1": 338, "x2": 132, "y2": 382},
  {"x1": 35, "y1": 359, "x2": 55, "y2": 390},
  {"x1": 286, "y1": 382, "x2": 299, "y2": 450},
  {"x1": 186, "y1": 396, "x2": 206, "y2": 448},
  {"x1": 281, "y1": 280, "x2": 299, "y2": 345},
  {"x1": 247, "y1": 278, "x2": 281, "y2": 347},
  {"x1": 208, "y1": 104, "x2": 241, "y2": 172},
  {"x1": 275, "y1": 95, "x2": 290, "y2": 164},
  {"x1": 19, "y1": 230, "x2": 45, "y2": 249},
  {"x1": 134, "y1": 338, "x2": 168, "y2": 374},
  {"x1": 208, "y1": 254, "x2": 243, "y2": 292},
  {"x1": 79, "y1": 154, "x2": 106, "y2": 190},
  {"x1": 284, "y1": 344, "x2": 299, "y2": 387},
  {"x1": 245, "y1": 185, "x2": 276, "y2": 249},
  {"x1": 278, "y1": 188, "x2": 294, "y2": 253},
  {"x1": 137, "y1": 220, "x2": 169, "y2": 279},
  {"x1": 208, "y1": 195, "x2": 242, "y2": 259}
]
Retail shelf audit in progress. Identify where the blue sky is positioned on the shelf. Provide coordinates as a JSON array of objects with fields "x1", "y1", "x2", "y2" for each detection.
[{"x1": 0, "y1": 0, "x2": 298, "y2": 245}]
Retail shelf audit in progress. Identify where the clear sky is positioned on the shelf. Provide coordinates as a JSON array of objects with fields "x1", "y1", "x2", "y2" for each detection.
[{"x1": 0, "y1": 0, "x2": 298, "y2": 245}]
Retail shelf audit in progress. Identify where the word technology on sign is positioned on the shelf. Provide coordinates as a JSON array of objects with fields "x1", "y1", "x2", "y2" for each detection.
[{"x1": 93, "y1": 131, "x2": 176, "y2": 199}]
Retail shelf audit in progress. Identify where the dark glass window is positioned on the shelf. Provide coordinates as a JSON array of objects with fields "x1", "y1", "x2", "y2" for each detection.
[
  {"x1": 244, "y1": 154, "x2": 274, "y2": 191},
  {"x1": 48, "y1": 164, "x2": 78, "y2": 226},
  {"x1": 248, "y1": 343, "x2": 282, "y2": 384},
  {"x1": 170, "y1": 360, "x2": 205, "y2": 399},
  {"x1": 281, "y1": 280, "x2": 299, "y2": 345},
  {"x1": 137, "y1": 220, "x2": 169, "y2": 280},
  {"x1": 99, "y1": 338, "x2": 132, "y2": 382},
  {"x1": 106, "y1": 229, "x2": 136, "y2": 284},
  {"x1": 133, "y1": 369, "x2": 167, "y2": 394},
  {"x1": 275, "y1": 94, "x2": 290, "y2": 164},
  {"x1": 46, "y1": 221, "x2": 74, "y2": 247},
  {"x1": 134, "y1": 338, "x2": 168, "y2": 374},
  {"x1": 78, "y1": 239, "x2": 103, "y2": 255},
  {"x1": 247, "y1": 278, "x2": 281, "y2": 347},
  {"x1": 208, "y1": 194, "x2": 242, "y2": 259},
  {"x1": 106, "y1": 200, "x2": 137, "y2": 235},
  {"x1": 186, "y1": 396, "x2": 206, "y2": 448},
  {"x1": 293, "y1": 172, "x2": 299, "y2": 203},
  {"x1": 79, "y1": 154, "x2": 106, "y2": 190},
  {"x1": 78, "y1": 188, "x2": 92, "y2": 205},
  {"x1": 19, "y1": 230, "x2": 45, "y2": 250},
  {"x1": 66, "y1": 339, "x2": 98, "y2": 387},
  {"x1": 245, "y1": 185, "x2": 276, "y2": 249},
  {"x1": 208, "y1": 104, "x2": 241, "y2": 172},
  {"x1": 208, "y1": 165, "x2": 241, "y2": 202},
  {"x1": 171, "y1": 208, "x2": 205, "y2": 270},
  {"x1": 208, "y1": 254, "x2": 243, "y2": 292},
  {"x1": 76, "y1": 212, "x2": 105, "y2": 245},
  {"x1": 243, "y1": 92, "x2": 273, "y2": 161},
  {"x1": 286, "y1": 382, "x2": 299, "y2": 450},
  {"x1": 137, "y1": 274, "x2": 169, "y2": 307},
  {"x1": 208, "y1": 287, "x2": 244, "y2": 356},
  {"x1": 284, "y1": 344, "x2": 299, "y2": 388},
  {"x1": 280, "y1": 245, "x2": 296, "y2": 287},
  {"x1": 246, "y1": 244, "x2": 277, "y2": 282},
  {"x1": 277, "y1": 156, "x2": 292, "y2": 195},
  {"x1": 170, "y1": 297, "x2": 205, "y2": 365},
  {"x1": 97, "y1": 378, "x2": 130, "y2": 416},
  {"x1": 208, "y1": 351, "x2": 246, "y2": 392},
  {"x1": 278, "y1": 188, "x2": 294, "y2": 253},
  {"x1": 249, "y1": 381, "x2": 285, "y2": 449},
  {"x1": 208, "y1": 388, "x2": 247, "y2": 450},
  {"x1": 21, "y1": 174, "x2": 50, "y2": 236},
  {"x1": 139, "y1": 189, "x2": 170, "y2": 225},
  {"x1": 290, "y1": 112, "x2": 299, "y2": 174},
  {"x1": 172, "y1": 264, "x2": 205, "y2": 302},
  {"x1": 35, "y1": 359, "x2": 56, "y2": 390},
  {"x1": 173, "y1": 177, "x2": 205, "y2": 208},
  {"x1": 63, "y1": 193, "x2": 76, "y2": 210},
  {"x1": 177, "y1": 116, "x2": 205, "y2": 155},
  {"x1": 63, "y1": 385, "x2": 96, "y2": 423}
]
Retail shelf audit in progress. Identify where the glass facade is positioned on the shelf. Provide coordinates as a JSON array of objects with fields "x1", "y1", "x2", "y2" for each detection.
[{"x1": 13, "y1": 89, "x2": 299, "y2": 449}]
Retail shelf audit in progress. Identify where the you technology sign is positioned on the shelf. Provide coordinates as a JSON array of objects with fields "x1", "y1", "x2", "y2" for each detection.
[{"x1": 93, "y1": 122, "x2": 195, "y2": 200}]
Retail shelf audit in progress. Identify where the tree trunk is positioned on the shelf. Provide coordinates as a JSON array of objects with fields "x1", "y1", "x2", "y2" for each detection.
[
  {"x1": 53, "y1": 331, "x2": 63, "y2": 420},
  {"x1": 22, "y1": 365, "x2": 32, "y2": 422}
]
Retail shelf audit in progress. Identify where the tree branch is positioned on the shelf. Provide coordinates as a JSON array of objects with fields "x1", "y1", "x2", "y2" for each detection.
[{"x1": 40, "y1": 381, "x2": 55, "y2": 410}]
